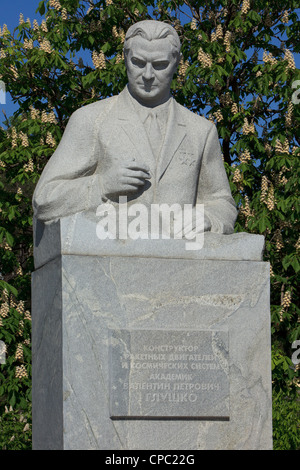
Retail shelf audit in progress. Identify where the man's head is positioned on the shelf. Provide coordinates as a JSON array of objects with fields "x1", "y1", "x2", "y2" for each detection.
[{"x1": 124, "y1": 20, "x2": 182, "y2": 107}]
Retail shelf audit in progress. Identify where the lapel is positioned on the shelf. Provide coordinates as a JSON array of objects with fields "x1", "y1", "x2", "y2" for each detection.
[
  {"x1": 114, "y1": 88, "x2": 187, "y2": 183},
  {"x1": 156, "y1": 99, "x2": 187, "y2": 181},
  {"x1": 116, "y1": 88, "x2": 156, "y2": 169}
]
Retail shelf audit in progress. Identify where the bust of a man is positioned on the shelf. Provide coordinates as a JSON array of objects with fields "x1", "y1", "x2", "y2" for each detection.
[{"x1": 33, "y1": 20, "x2": 237, "y2": 235}]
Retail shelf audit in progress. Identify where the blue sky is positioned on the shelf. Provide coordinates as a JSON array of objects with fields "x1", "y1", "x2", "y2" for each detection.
[
  {"x1": 1, "y1": 1, "x2": 299, "y2": 119},
  {"x1": 2, "y1": 0, "x2": 42, "y2": 31}
]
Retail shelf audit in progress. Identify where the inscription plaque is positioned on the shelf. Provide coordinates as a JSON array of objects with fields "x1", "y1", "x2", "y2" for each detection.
[{"x1": 109, "y1": 329, "x2": 229, "y2": 419}]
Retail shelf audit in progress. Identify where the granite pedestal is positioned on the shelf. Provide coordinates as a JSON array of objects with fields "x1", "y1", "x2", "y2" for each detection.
[{"x1": 32, "y1": 212, "x2": 272, "y2": 450}]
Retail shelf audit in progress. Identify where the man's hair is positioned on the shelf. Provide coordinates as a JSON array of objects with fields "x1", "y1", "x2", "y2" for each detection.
[{"x1": 124, "y1": 20, "x2": 181, "y2": 60}]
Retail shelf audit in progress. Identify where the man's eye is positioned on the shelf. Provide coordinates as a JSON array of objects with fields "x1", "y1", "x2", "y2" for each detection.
[
  {"x1": 153, "y1": 62, "x2": 169, "y2": 70},
  {"x1": 131, "y1": 58, "x2": 145, "y2": 68}
]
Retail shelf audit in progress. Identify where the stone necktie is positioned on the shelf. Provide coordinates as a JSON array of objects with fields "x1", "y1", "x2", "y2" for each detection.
[{"x1": 145, "y1": 111, "x2": 162, "y2": 158}]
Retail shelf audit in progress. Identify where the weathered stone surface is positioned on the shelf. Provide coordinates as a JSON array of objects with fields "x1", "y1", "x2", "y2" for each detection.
[
  {"x1": 32, "y1": 257, "x2": 63, "y2": 449},
  {"x1": 31, "y1": 19, "x2": 272, "y2": 451},
  {"x1": 32, "y1": 240, "x2": 272, "y2": 450},
  {"x1": 109, "y1": 329, "x2": 229, "y2": 419},
  {"x1": 33, "y1": 212, "x2": 265, "y2": 270},
  {"x1": 32, "y1": 21, "x2": 237, "y2": 234}
]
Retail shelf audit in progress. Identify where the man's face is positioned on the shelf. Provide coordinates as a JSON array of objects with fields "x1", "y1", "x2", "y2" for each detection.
[{"x1": 125, "y1": 37, "x2": 179, "y2": 107}]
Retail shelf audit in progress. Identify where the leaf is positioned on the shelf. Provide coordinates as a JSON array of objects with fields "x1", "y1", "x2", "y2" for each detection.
[
  {"x1": 291, "y1": 257, "x2": 300, "y2": 273},
  {"x1": 7, "y1": 206, "x2": 16, "y2": 221},
  {"x1": 101, "y1": 42, "x2": 111, "y2": 54},
  {"x1": 37, "y1": 1, "x2": 45, "y2": 16},
  {"x1": 257, "y1": 209, "x2": 271, "y2": 233},
  {"x1": 2, "y1": 280, "x2": 18, "y2": 296},
  {"x1": 9, "y1": 390, "x2": 16, "y2": 408},
  {"x1": 4, "y1": 231, "x2": 14, "y2": 247},
  {"x1": 248, "y1": 11, "x2": 261, "y2": 23},
  {"x1": 76, "y1": 24, "x2": 82, "y2": 34}
]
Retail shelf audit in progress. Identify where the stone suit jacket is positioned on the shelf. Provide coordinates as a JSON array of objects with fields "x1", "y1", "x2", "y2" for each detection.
[{"x1": 33, "y1": 87, "x2": 237, "y2": 233}]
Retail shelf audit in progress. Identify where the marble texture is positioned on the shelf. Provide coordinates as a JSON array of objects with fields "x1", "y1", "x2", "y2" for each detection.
[
  {"x1": 32, "y1": 21, "x2": 237, "y2": 235},
  {"x1": 33, "y1": 212, "x2": 265, "y2": 270},
  {"x1": 31, "y1": 20, "x2": 272, "y2": 451},
  {"x1": 109, "y1": 329, "x2": 230, "y2": 419},
  {"x1": 32, "y1": 226, "x2": 272, "y2": 450}
]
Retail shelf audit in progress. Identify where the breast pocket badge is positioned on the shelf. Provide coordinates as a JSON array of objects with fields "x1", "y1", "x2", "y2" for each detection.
[{"x1": 178, "y1": 150, "x2": 196, "y2": 167}]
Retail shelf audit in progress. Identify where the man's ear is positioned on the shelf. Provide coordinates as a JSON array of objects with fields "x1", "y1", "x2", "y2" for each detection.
[
  {"x1": 123, "y1": 49, "x2": 128, "y2": 68},
  {"x1": 176, "y1": 52, "x2": 183, "y2": 69},
  {"x1": 173, "y1": 52, "x2": 182, "y2": 74}
]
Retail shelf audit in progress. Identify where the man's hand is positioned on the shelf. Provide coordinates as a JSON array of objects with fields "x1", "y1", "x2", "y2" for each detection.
[
  {"x1": 101, "y1": 159, "x2": 151, "y2": 199},
  {"x1": 183, "y1": 213, "x2": 211, "y2": 237},
  {"x1": 173, "y1": 206, "x2": 212, "y2": 239}
]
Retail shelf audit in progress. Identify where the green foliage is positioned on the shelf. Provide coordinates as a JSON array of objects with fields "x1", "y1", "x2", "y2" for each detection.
[
  {"x1": 0, "y1": 0, "x2": 299, "y2": 449},
  {"x1": 272, "y1": 389, "x2": 300, "y2": 450},
  {"x1": 0, "y1": 405, "x2": 32, "y2": 450}
]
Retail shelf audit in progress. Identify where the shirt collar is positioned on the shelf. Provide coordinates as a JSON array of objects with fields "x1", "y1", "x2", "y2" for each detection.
[{"x1": 127, "y1": 86, "x2": 172, "y2": 124}]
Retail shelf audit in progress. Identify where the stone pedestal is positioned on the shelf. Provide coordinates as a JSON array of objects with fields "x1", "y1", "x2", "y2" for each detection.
[{"x1": 32, "y1": 213, "x2": 272, "y2": 450}]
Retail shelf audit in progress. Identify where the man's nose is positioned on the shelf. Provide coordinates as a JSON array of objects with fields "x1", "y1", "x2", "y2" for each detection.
[{"x1": 143, "y1": 63, "x2": 154, "y2": 81}]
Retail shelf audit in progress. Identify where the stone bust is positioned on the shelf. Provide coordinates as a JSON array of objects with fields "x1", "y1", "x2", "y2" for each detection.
[{"x1": 33, "y1": 20, "x2": 237, "y2": 235}]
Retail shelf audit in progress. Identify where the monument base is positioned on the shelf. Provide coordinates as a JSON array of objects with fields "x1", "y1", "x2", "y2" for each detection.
[{"x1": 32, "y1": 215, "x2": 272, "y2": 450}]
